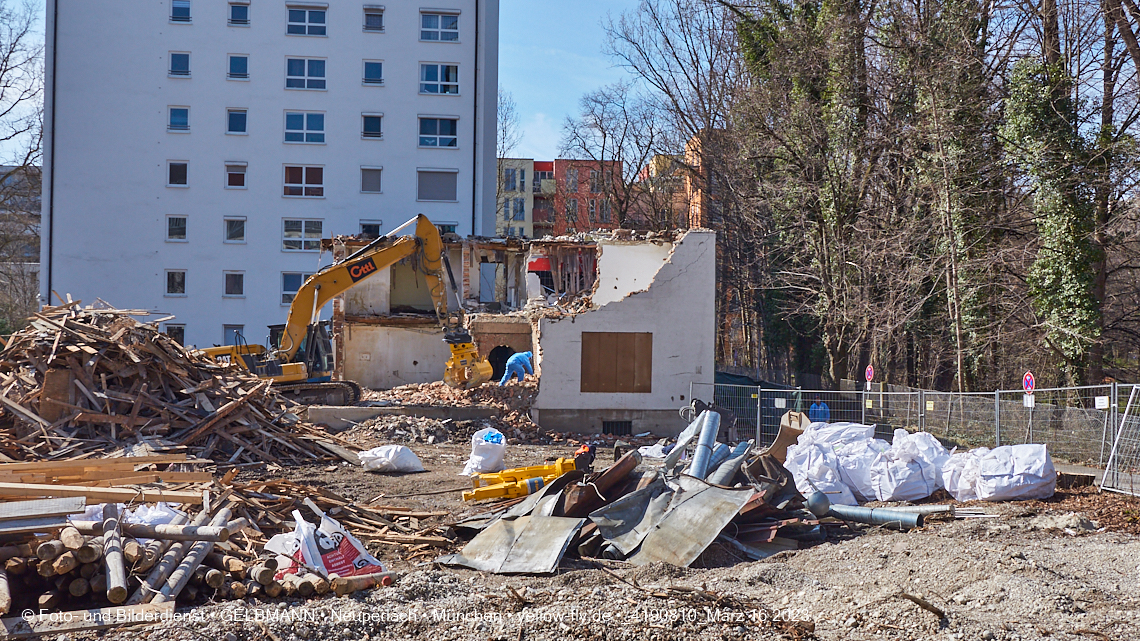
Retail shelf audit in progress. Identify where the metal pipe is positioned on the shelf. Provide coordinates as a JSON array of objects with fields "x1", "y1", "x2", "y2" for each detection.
[
  {"x1": 688, "y1": 411, "x2": 720, "y2": 479},
  {"x1": 879, "y1": 505, "x2": 953, "y2": 516},
  {"x1": 705, "y1": 442, "x2": 731, "y2": 475},
  {"x1": 827, "y1": 504, "x2": 924, "y2": 530},
  {"x1": 706, "y1": 442, "x2": 752, "y2": 486}
]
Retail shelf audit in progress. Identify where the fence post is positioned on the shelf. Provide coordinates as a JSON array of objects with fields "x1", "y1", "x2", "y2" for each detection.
[
  {"x1": 861, "y1": 386, "x2": 866, "y2": 425},
  {"x1": 919, "y1": 389, "x2": 925, "y2": 432},
  {"x1": 994, "y1": 390, "x2": 1001, "y2": 447},
  {"x1": 755, "y1": 387, "x2": 761, "y2": 445}
]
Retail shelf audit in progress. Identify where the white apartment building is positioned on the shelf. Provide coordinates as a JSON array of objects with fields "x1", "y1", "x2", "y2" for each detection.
[{"x1": 41, "y1": 0, "x2": 499, "y2": 349}]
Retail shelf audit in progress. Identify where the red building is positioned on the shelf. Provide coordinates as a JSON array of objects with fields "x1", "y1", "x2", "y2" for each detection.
[{"x1": 542, "y1": 159, "x2": 622, "y2": 237}]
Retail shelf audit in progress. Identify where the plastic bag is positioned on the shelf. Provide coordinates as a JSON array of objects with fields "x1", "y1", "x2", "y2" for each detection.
[
  {"x1": 360, "y1": 445, "x2": 425, "y2": 473},
  {"x1": 942, "y1": 447, "x2": 984, "y2": 502},
  {"x1": 461, "y1": 427, "x2": 506, "y2": 476},
  {"x1": 266, "y1": 508, "x2": 386, "y2": 579},
  {"x1": 868, "y1": 429, "x2": 950, "y2": 502},
  {"x1": 785, "y1": 422, "x2": 886, "y2": 505}
]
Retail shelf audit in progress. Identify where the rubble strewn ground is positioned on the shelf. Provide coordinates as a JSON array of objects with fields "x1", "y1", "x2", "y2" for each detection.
[{"x1": 83, "y1": 442, "x2": 1140, "y2": 641}]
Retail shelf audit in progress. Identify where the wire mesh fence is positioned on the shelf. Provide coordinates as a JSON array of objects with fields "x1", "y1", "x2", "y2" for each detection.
[
  {"x1": 689, "y1": 381, "x2": 1136, "y2": 466},
  {"x1": 1102, "y1": 385, "x2": 1140, "y2": 496}
]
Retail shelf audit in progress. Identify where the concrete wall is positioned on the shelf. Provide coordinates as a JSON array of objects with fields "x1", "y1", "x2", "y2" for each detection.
[
  {"x1": 532, "y1": 230, "x2": 716, "y2": 436},
  {"x1": 341, "y1": 324, "x2": 452, "y2": 390},
  {"x1": 593, "y1": 241, "x2": 674, "y2": 306}
]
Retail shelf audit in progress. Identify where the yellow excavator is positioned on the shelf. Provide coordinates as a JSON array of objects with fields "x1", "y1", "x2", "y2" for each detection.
[{"x1": 198, "y1": 215, "x2": 493, "y2": 405}]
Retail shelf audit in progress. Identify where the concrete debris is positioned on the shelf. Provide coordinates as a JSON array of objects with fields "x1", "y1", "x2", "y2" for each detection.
[{"x1": 1027, "y1": 512, "x2": 1100, "y2": 532}]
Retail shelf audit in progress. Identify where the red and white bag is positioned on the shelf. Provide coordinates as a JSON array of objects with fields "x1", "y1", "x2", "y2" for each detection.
[{"x1": 266, "y1": 508, "x2": 385, "y2": 579}]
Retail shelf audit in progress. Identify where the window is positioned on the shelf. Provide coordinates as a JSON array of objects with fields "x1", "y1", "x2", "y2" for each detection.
[
  {"x1": 283, "y1": 219, "x2": 322, "y2": 250},
  {"x1": 285, "y1": 112, "x2": 324, "y2": 143},
  {"x1": 600, "y1": 200, "x2": 612, "y2": 223},
  {"x1": 227, "y1": 109, "x2": 247, "y2": 134},
  {"x1": 169, "y1": 52, "x2": 190, "y2": 77},
  {"x1": 566, "y1": 198, "x2": 578, "y2": 222},
  {"x1": 512, "y1": 197, "x2": 525, "y2": 221},
  {"x1": 602, "y1": 421, "x2": 633, "y2": 436},
  {"x1": 362, "y1": 114, "x2": 383, "y2": 138},
  {"x1": 167, "y1": 216, "x2": 187, "y2": 241},
  {"x1": 437, "y1": 223, "x2": 458, "y2": 234},
  {"x1": 590, "y1": 170, "x2": 602, "y2": 193},
  {"x1": 360, "y1": 167, "x2": 382, "y2": 193},
  {"x1": 419, "y1": 117, "x2": 457, "y2": 147},
  {"x1": 168, "y1": 162, "x2": 188, "y2": 186},
  {"x1": 171, "y1": 0, "x2": 191, "y2": 22},
  {"x1": 284, "y1": 166, "x2": 323, "y2": 197},
  {"x1": 588, "y1": 199, "x2": 596, "y2": 223},
  {"x1": 565, "y1": 168, "x2": 579, "y2": 191},
  {"x1": 287, "y1": 7, "x2": 326, "y2": 35},
  {"x1": 533, "y1": 170, "x2": 552, "y2": 191},
  {"x1": 420, "y1": 13, "x2": 458, "y2": 41},
  {"x1": 286, "y1": 58, "x2": 325, "y2": 89},
  {"x1": 165, "y1": 325, "x2": 186, "y2": 345},
  {"x1": 363, "y1": 61, "x2": 383, "y2": 84},
  {"x1": 228, "y1": 2, "x2": 249, "y2": 25},
  {"x1": 166, "y1": 270, "x2": 187, "y2": 296},
  {"x1": 226, "y1": 163, "x2": 247, "y2": 188},
  {"x1": 359, "y1": 221, "x2": 382, "y2": 237},
  {"x1": 417, "y1": 170, "x2": 458, "y2": 201},
  {"x1": 228, "y1": 55, "x2": 249, "y2": 79},
  {"x1": 363, "y1": 7, "x2": 383, "y2": 31},
  {"x1": 224, "y1": 272, "x2": 245, "y2": 296},
  {"x1": 502, "y1": 168, "x2": 517, "y2": 192},
  {"x1": 520, "y1": 169, "x2": 527, "y2": 193},
  {"x1": 419, "y1": 64, "x2": 458, "y2": 94},
  {"x1": 282, "y1": 272, "x2": 315, "y2": 304},
  {"x1": 223, "y1": 325, "x2": 245, "y2": 346},
  {"x1": 225, "y1": 218, "x2": 245, "y2": 242},
  {"x1": 168, "y1": 107, "x2": 189, "y2": 132},
  {"x1": 581, "y1": 332, "x2": 652, "y2": 393}
]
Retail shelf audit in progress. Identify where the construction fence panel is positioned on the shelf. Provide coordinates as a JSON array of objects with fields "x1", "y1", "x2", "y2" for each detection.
[
  {"x1": 688, "y1": 383, "x2": 760, "y2": 444},
  {"x1": 1102, "y1": 383, "x2": 1140, "y2": 495},
  {"x1": 859, "y1": 390, "x2": 923, "y2": 438},
  {"x1": 921, "y1": 391, "x2": 999, "y2": 450},
  {"x1": 996, "y1": 385, "x2": 1112, "y2": 465}
]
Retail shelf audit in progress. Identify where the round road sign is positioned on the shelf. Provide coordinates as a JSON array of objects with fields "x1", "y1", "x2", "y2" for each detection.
[
  {"x1": 1023, "y1": 370, "x2": 1035, "y2": 394},
  {"x1": 865, "y1": 365, "x2": 874, "y2": 382}
]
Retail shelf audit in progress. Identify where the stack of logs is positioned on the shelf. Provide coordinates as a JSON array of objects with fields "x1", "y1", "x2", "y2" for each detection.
[{"x1": 0, "y1": 301, "x2": 354, "y2": 466}]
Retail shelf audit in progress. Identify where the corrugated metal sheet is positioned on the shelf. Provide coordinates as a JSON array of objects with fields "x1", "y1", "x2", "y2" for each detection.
[
  {"x1": 435, "y1": 515, "x2": 584, "y2": 574},
  {"x1": 628, "y1": 476, "x2": 754, "y2": 567}
]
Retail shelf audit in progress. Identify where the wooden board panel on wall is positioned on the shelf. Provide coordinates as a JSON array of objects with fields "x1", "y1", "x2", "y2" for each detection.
[{"x1": 581, "y1": 332, "x2": 652, "y2": 393}]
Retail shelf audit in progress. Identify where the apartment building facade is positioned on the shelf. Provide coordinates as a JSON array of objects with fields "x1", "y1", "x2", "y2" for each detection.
[
  {"x1": 497, "y1": 158, "x2": 619, "y2": 239},
  {"x1": 41, "y1": 0, "x2": 499, "y2": 348}
]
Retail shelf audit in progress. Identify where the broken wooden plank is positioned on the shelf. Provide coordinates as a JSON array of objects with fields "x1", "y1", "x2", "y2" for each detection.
[
  {"x1": 0, "y1": 497, "x2": 86, "y2": 521},
  {"x1": 0, "y1": 482, "x2": 204, "y2": 504}
]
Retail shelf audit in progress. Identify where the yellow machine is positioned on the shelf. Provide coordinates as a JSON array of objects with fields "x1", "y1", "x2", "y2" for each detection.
[
  {"x1": 198, "y1": 215, "x2": 493, "y2": 404},
  {"x1": 462, "y1": 458, "x2": 579, "y2": 502}
]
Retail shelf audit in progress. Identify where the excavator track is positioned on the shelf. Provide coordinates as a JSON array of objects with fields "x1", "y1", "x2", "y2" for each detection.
[{"x1": 275, "y1": 380, "x2": 362, "y2": 406}]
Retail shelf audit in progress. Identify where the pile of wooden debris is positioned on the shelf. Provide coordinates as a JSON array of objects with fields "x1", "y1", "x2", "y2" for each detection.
[{"x1": 0, "y1": 302, "x2": 353, "y2": 466}]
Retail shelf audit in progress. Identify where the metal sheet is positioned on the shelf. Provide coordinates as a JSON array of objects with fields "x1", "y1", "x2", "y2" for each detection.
[
  {"x1": 435, "y1": 515, "x2": 584, "y2": 574},
  {"x1": 629, "y1": 476, "x2": 754, "y2": 567},
  {"x1": 588, "y1": 474, "x2": 672, "y2": 555}
]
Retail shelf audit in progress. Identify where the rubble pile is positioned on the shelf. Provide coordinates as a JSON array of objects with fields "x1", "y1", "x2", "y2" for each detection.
[
  {"x1": 363, "y1": 378, "x2": 543, "y2": 441},
  {"x1": 347, "y1": 415, "x2": 453, "y2": 445},
  {"x1": 0, "y1": 302, "x2": 348, "y2": 465}
]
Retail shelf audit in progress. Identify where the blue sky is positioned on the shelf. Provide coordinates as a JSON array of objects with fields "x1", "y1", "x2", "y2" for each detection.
[{"x1": 498, "y1": 0, "x2": 640, "y2": 160}]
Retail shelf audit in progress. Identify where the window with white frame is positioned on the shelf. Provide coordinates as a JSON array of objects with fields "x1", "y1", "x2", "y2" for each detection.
[
  {"x1": 588, "y1": 199, "x2": 596, "y2": 222},
  {"x1": 225, "y1": 163, "x2": 247, "y2": 188},
  {"x1": 419, "y1": 64, "x2": 458, "y2": 94},
  {"x1": 166, "y1": 270, "x2": 187, "y2": 296},
  {"x1": 165, "y1": 324, "x2": 186, "y2": 345},
  {"x1": 168, "y1": 162, "x2": 188, "y2": 186},
  {"x1": 600, "y1": 199, "x2": 612, "y2": 223},
  {"x1": 502, "y1": 167, "x2": 516, "y2": 191},
  {"x1": 417, "y1": 170, "x2": 458, "y2": 201},
  {"x1": 281, "y1": 272, "x2": 315, "y2": 304},
  {"x1": 228, "y1": 2, "x2": 249, "y2": 25},
  {"x1": 285, "y1": 112, "x2": 324, "y2": 143},
  {"x1": 282, "y1": 218, "x2": 322, "y2": 250},
  {"x1": 287, "y1": 7, "x2": 326, "y2": 35},
  {"x1": 565, "y1": 168, "x2": 579, "y2": 191},
  {"x1": 228, "y1": 55, "x2": 249, "y2": 79},
  {"x1": 223, "y1": 325, "x2": 245, "y2": 346},
  {"x1": 566, "y1": 198, "x2": 578, "y2": 222},
  {"x1": 419, "y1": 117, "x2": 457, "y2": 147},
  {"x1": 363, "y1": 6, "x2": 383, "y2": 31},
  {"x1": 224, "y1": 271, "x2": 245, "y2": 296},
  {"x1": 168, "y1": 107, "x2": 189, "y2": 132},
  {"x1": 167, "y1": 216, "x2": 187, "y2": 241},
  {"x1": 169, "y1": 52, "x2": 190, "y2": 76},
  {"x1": 437, "y1": 223, "x2": 458, "y2": 234},
  {"x1": 520, "y1": 168, "x2": 527, "y2": 193},
  {"x1": 363, "y1": 61, "x2": 383, "y2": 84},
  {"x1": 286, "y1": 58, "x2": 325, "y2": 89},
  {"x1": 360, "y1": 220, "x2": 382, "y2": 237},
  {"x1": 512, "y1": 197, "x2": 525, "y2": 221},
  {"x1": 171, "y1": 0, "x2": 191, "y2": 22},
  {"x1": 224, "y1": 217, "x2": 246, "y2": 242},
  {"x1": 283, "y1": 166, "x2": 323, "y2": 197},
  {"x1": 362, "y1": 114, "x2": 383, "y2": 139},
  {"x1": 420, "y1": 13, "x2": 458, "y2": 41},
  {"x1": 360, "y1": 167, "x2": 382, "y2": 193},
  {"x1": 227, "y1": 109, "x2": 247, "y2": 134}
]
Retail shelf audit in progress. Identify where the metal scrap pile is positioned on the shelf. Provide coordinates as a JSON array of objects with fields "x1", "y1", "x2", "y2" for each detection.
[{"x1": 438, "y1": 410, "x2": 821, "y2": 574}]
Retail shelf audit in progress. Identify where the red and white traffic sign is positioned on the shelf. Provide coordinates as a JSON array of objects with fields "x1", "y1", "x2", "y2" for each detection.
[
  {"x1": 1022, "y1": 370, "x2": 1035, "y2": 394},
  {"x1": 865, "y1": 365, "x2": 874, "y2": 382}
]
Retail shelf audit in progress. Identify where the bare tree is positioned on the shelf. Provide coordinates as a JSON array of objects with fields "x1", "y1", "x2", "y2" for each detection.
[{"x1": 494, "y1": 88, "x2": 523, "y2": 235}]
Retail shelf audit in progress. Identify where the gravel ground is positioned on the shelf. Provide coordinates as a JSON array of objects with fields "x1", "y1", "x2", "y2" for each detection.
[{"x1": 80, "y1": 443, "x2": 1140, "y2": 641}]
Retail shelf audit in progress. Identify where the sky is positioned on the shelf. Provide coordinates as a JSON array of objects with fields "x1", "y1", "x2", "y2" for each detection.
[{"x1": 498, "y1": 0, "x2": 641, "y2": 160}]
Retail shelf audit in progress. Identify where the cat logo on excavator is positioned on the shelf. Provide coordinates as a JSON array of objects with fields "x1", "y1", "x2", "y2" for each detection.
[{"x1": 348, "y1": 257, "x2": 378, "y2": 282}]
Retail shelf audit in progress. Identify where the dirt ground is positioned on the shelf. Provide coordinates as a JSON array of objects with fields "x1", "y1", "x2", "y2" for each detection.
[{"x1": 91, "y1": 441, "x2": 1140, "y2": 641}]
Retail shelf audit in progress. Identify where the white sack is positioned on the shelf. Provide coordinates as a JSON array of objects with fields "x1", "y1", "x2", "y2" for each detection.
[
  {"x1": 868, "y1": 429, "x2": 950, "y2": 502},
  {"x1": 360, "y1": 445, "x2": 425, "y2": 473},
  {"x1": 785, "y1": 422, "x2": 882, "y2": 506},
  {"x1": 461, "y1": 427, "x2": 506, "y2": 476},
  {"x1": 975, "y1": 444, "x2": 1056, "y2": 501},
  {"x1": 941, "y1": 447, "x2": 985, "y2": 502}
]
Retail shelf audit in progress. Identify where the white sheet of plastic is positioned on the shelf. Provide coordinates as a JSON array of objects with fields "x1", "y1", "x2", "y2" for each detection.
[
  {"x1": 461, "y1": 427, "x2": 506, "y2": 476},
  {"x1": 360, "y1": 445, "x2": 425, "y2": 473}
]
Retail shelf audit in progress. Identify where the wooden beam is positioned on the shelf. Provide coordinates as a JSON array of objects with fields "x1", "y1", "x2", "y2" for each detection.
[
  {"x1": 0, "y1": 482, "x2": 203, "y2": 504},
  {"x1": 0, "y1": 454, "x2": 189, "y2": 472},
  {"x1": 0, "y1": 497, "x2": 86, "y2": 521}
]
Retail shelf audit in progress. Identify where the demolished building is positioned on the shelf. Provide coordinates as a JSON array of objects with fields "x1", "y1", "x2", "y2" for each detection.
[{"x1": 328, "y1": 228, "x2": 715, "y2": 436}]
